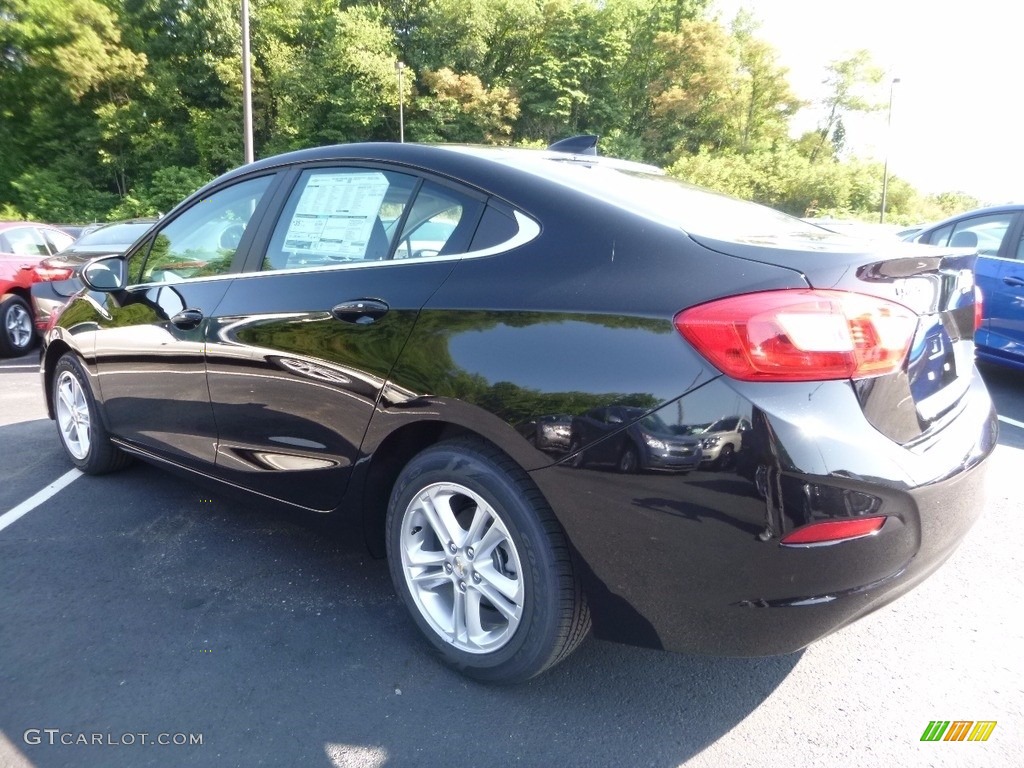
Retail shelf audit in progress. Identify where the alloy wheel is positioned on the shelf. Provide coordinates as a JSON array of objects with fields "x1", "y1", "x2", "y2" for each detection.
[
  {"x1": 55, "y1": 370, "x2": 92, "y2": 460},
  {"x1": 399, "y1": 482, "x2": 525, "y2": 654},
  {"x1": 5, "y1": 302, "x2": 32, "y2": 350}
]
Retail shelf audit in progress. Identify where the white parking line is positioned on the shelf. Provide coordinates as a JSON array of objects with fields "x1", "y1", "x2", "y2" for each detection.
[
  {"x1": 998, "y1": 415, "x2": 1024, "y2": 430},
  {"x1": 0, "y1": 469, "x2": 83, "y2": 534}
]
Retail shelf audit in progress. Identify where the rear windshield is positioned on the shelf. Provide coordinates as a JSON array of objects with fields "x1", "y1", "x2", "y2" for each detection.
[
  {"x1": 565, "y1": 164, "x2": 825, "y2": 240},
  {"x1": 485, "y1": 151, "x2": 833, "y2": 242}
]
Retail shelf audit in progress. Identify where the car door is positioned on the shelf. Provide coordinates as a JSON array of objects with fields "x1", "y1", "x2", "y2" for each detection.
[
  {"x1": 985, "y1": 221, "x2": 1024, "y2": 361},
  {"x1": 205, "y1": 164, "x2": 486, "y2": 510},
  {"x1": 90, "y1": 173, "x2": 279, "y2": 467},
  {"x1": 925, "y1": 211, "x2": 1019, "y2": 337}
]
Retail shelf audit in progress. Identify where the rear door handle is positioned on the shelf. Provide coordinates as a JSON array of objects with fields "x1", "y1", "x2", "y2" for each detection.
[
  {"x1": 332, "y1": 299, "x2": 389, "y2": 325},
  {"x1": 1003, "y1": 276, "x2": 1024, "y2": 288},
  {"x1": 170, "y1": 309, "x2": 204, "y2": 330}
]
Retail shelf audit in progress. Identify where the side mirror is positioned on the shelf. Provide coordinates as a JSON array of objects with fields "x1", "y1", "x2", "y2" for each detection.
[{"x1": 81, "y1": 255, "x2": 126, "y2": 291}]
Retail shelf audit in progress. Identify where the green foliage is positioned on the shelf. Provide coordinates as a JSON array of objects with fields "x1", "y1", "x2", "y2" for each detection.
[
  {"x1": 145, "y1": 166, "x2": 213, "y2": 213},
  {"x1": 0, "y1": 0, "x2": 984, "y2": 225},
  {"x1": 412, "y1": 68, "x2": 519, "y2": 143},
  {"x1": 11, "y1": 167, "x2": 117, "y2": 222}
]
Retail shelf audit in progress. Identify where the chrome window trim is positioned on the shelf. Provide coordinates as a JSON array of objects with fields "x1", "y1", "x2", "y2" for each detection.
[{"x1": 126, "y1": 210, "x2": 540, "y2": 289}]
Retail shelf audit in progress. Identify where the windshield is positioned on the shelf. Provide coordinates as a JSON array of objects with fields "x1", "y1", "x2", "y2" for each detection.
[
  {"x1": 705, "y1": 417, "x2": 739, "y2": 433},
  {"x1": 74, "y1": 222, "x2": 153, "y2": 249},
  {"x1": 639, "y1": 413, "x2": 672, "y2": 433}
]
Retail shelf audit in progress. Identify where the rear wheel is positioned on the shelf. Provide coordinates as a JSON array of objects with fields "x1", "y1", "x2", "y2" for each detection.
[
  {"x1": 0, "y1": 294, "x2": 35, "y2": 357},
  {"x1": 386, "y1": 438, "x2": 589, "y2": 683},
  {"x1": 52, "y1": 353, "x2": 132, "y2": 474}
]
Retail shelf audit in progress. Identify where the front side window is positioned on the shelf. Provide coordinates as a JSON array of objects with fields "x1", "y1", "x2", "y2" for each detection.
[
  {"x1": 3, "y1": 227, "x2": 49, "y2": 257},
  {"x1": 933, "y1": 213, "x2": 1016, "y2": 257},
  {"x1": 133, "y1": 175, "x2": 272, "y2": 284}
]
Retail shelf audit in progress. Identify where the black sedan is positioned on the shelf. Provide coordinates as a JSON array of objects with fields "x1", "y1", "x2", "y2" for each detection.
[
  {"x1": 41, "y1": 142, "x2": 996, "y2": 683},
  {"x1": 30, "y1": 219, "x2": 158, "y2": 334}
]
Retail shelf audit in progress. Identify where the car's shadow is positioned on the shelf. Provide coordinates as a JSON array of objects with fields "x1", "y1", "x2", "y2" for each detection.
[
  {"x1": 0, "y1": 456, "x2": 802, "y2": 768},
  {"x1": 978, "y1": 362, "x2": 1024, "y2": 449}
]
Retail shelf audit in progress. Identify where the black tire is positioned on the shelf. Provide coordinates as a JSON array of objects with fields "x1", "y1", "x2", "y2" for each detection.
[
  {"x1": 385, "y1": 438, "x2": 590, "y2": 683},
  {"x1": 716, "y1": 443, "x2": 736, "y2": 469},
  {"x1": 0, "y1": 294, "x2": 36, "y2": 357},
  {"x1": 52, "y1": 353, "x2": 132, "y2": 475},
  {"x1": 567, "y1": 439, "x2": 585, "y2": 468},
  {"x1": 618, "y1": 444, "x2": 639, "y2": 474}
]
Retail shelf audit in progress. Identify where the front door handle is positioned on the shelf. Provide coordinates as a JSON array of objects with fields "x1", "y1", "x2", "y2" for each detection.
[
  {"x1": 170, "y1": 308, "x2": 204, "y2": 330},
  {"x1": 1003, "y1": 276, "x2": 1024, "y2": 288},
  {"x1": 331, "y1": 299, "x2": 389, "y2": 325}
]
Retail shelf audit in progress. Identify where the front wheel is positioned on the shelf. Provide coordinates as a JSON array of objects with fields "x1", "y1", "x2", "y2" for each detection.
[
  {"x1": 52, "y1": 353, "x2": 132, "y2": 474},
  {"x1": 618, "y1": 444, "x2": 639, "y2": 474},
  {"x1": 386, "y1": 438, "x2": 590, "y2": 683},
  {"x1": 0, "y1": 294, "x2": 36, "y2": 357}
]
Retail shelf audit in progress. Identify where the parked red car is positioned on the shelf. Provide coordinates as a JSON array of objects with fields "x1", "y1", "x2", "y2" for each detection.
[{"x1": 0, "y1": 221, "x2": 74, "y2": 356}]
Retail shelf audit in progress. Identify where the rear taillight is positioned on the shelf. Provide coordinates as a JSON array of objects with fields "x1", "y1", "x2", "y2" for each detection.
[
  {"x1": 674, "y1": 290, "x2": 917, "y2": 382},
  {"x1": 33, "y1": 265, "x2": 74, "y2": 282},
  {"x1": 780, "y1": 516, "x2": 887, "y2": 546},
  {"x1": 974, "y1": 286, "x2": 984, "y2": 331}
]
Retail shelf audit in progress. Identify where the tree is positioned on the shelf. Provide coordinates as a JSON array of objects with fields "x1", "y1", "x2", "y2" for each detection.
[
  {"x1": 809, "y1": 49, "x2": 884, "y2": 163},
  {"x1": 729, "y1": 11, "x2": 802, "y2": 153},
  {"x1": 0, "y1": 0, "x2": 147, "y2": 212},
  {"x1": 412, "y1": 68, "x2": 519, "y2": 144},
  {"x1": 645, "y1": 18, "x2": 737, "y2": 160}
]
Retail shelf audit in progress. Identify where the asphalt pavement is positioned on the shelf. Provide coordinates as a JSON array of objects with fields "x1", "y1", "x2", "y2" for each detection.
[{"x1": 0, "y1": 350, "x2": 1021, "y2": 768}]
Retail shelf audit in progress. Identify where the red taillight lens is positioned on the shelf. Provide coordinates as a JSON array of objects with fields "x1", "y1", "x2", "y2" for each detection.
[
  {"x1": 780, "y1": 516, "x2": 887, "y2": 545},
  {"x1": 974, "y1": 286, "x2": 984, "y2": 331},
  {"x1": 33, "y1": 265, "x2": 74, "y2": 282},
  {"x1": 674, "y1": 290, "x2": 917, "y2": 382}
]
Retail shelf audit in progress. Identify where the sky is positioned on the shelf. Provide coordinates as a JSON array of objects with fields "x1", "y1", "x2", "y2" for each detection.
[{"x1": 712, "y1": 0, "x2": 1023, "y2": 204}]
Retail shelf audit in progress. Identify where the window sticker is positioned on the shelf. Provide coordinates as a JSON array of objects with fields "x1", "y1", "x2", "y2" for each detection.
[{"x1": 282, "y1": 172, "x2": 390, "y2": 259}]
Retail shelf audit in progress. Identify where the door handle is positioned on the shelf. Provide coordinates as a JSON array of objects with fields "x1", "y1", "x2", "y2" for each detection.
[
  {"x1": 1003, "y1": 276, "x2": 1024, "y2": 288},
  {"x1": 331, "y1": 299, "x2": 389, "y2": 325},
  {"x1": 170, "y1": 308, "x2": 204, "y2": 330}
]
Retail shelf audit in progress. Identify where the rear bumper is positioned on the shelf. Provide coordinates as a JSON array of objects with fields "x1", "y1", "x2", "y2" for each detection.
[{"x1": 530, "y1": 370, "x2": 997, "y2": 655}]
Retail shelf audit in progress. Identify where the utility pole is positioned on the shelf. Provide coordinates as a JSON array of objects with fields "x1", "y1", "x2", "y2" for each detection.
[
  {"x1": 395, "y1": 61, "x2": 405, "y2": 143},
  {"x1": 879, "y1": 77, "x2": 901, "y2": 223},
  {"x1": 241, "y1": 0, "x2": 254, "y2": 164}
]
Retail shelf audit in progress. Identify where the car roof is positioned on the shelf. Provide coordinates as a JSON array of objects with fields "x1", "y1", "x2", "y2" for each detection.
[
  {"x1": 0, "y1": 220, "x2": 65, "y2": 233},
  {"x1": 198, "y1": 142, "x2": 823, "y2": 242}
]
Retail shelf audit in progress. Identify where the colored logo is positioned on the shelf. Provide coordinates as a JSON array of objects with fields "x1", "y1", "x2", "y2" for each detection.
[{"x1": 921, "y1": 721, "x2": 997, "y2": 742}]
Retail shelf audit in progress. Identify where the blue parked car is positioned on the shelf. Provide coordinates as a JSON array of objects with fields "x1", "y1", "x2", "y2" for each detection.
[{"x1": 907, "y1": 205, "x2": 1024, "y2": 371}]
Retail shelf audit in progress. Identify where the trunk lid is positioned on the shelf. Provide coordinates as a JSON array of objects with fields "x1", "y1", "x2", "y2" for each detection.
[{"x1": 690, "y1": 232, "x2": 979, "y2": 444}]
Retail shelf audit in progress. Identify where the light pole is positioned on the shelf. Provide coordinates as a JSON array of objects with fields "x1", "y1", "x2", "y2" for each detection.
[
  {"x1": 395, "y1": 61, "x2": 405, "y2": 143},
  {"x1": 879, "y1": 76, "x2": 901, "y2": 223},
  {"x1": 241, "y1": 0, "x2": 254, "y2": 163}
]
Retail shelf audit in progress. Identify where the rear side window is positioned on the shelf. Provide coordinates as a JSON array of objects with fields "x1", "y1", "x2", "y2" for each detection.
[
  {"x1": 470, "y1": 205, "x2": 519, "y2": 252},
  {"x1": 394, "y1": 180, "x2": 483, "y2": 260},
  {"x1": 43, "y1": 229, "x2": 74, "y2": 253},
  {"x1": 264, "y1": 168, "x2": 417, "y2": 270}
]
